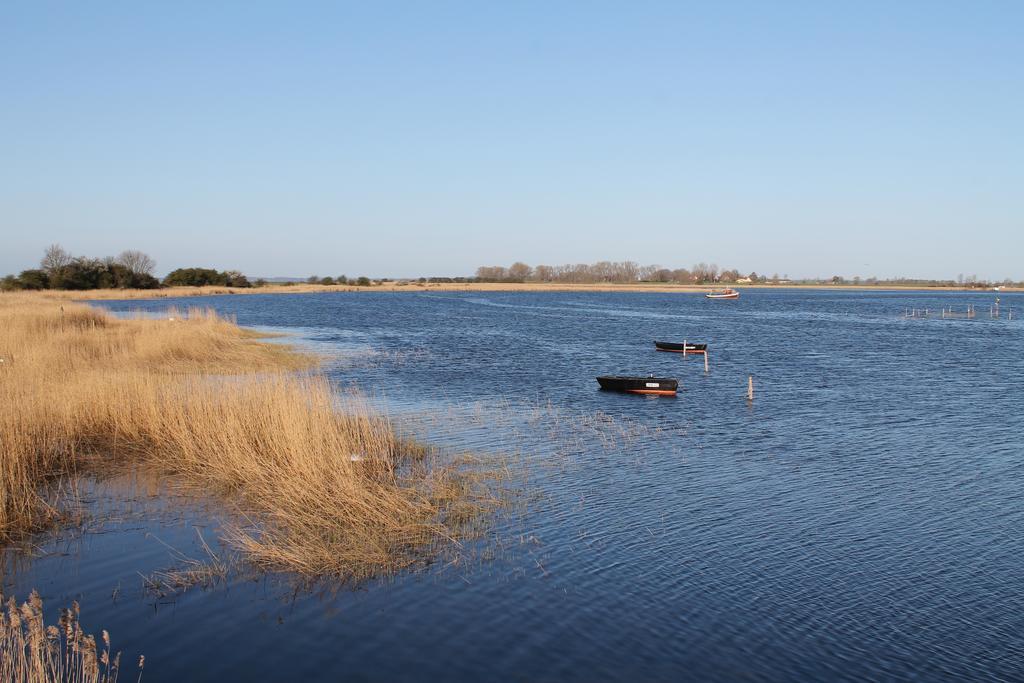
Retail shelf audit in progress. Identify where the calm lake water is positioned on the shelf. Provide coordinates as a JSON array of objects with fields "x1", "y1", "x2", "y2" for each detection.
[{"x1": 5, "y1": 289, "x2": 1023, "y2": 681}]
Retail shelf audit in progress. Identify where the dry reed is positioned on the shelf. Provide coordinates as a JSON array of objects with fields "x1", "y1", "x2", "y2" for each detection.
[
  {"x1": 0, "y1": 292, "x2": 502, "y2": 578},
  {"x1": 0, "y1": 591, "x2": 139, "y2": 683}
]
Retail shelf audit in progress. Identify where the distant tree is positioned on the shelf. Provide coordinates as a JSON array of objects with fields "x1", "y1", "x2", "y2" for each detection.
[
  {"x1": 16, "y1": 269, "x2": 50, "y2": 290},
  {"x1": 831, "y1": 275, "x2": 844, "y2": 285},
  {"x1": 117, "y1": 249, "x2": 156, "y2": 276},
  {"x1": 533, "y1": 265, "x2": 554, "y2": 282},
  {"x1": 164, "y1": 268, "x2": 227, "y2": 287},
  {"x1": 254, "y1": 278, "x2": 267, "y2": 287},
  {"x1": 0, "y1": 274, "x2": 21, "y2": 291},
  {"x1": 40, "y1": 244, "x2": 72, "y2": 275},
  {"x1": 671, "y1": 268, "x2": 692, "y2": 283},
  {"x1": 320, "y1": 276, "x2": 335, "y2": 286},
  {"x1": 307, "y1": 275, "x2": 320, "y2": 284},
  {"x1": 58, "y1": 258, "x2": 106, "y2": 290},
  {"x1": 651, "y1": 268, "x2": 673, "y2": 282},
  {"x1": 507, "y1": 262, "x2": 532, "y2": 282},
  {"x1": 356, "y1": 276, "x2": 371, "y2": 286},
  {"x1": 223, "y1": 271, "x2": 251, "y2": 287},
  {"x1": 475, "y1": 266, "x2": 507, "y2": 282},
  {"x1": 336, "y1": 275, "x2": 348, "y2": 285}
]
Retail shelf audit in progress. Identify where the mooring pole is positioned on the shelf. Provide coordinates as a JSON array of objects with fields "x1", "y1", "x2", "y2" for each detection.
[
  {"x1": 704, "y1": 351, "x2": 709, "y2": 373},
  {"x1": 747, "y1": 375, "x2": 754, "y2": 401}
]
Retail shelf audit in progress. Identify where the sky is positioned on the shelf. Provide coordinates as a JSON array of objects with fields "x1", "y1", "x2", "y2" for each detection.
[{"x1": 1, "y1": 1, "x2": 1022, "y2": 280}]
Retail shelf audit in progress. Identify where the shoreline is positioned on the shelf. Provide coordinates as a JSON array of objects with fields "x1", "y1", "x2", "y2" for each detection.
[
  {"x1": 15, "y1": 281, "x2": 1022, "y2": 301},
  {"x1": 0, "y1": 293, "x2": 499, "y2": 577}
]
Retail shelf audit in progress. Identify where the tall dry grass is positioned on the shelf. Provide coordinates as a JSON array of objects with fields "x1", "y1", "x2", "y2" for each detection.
[
  {"x1": 0, "y1": 293, "x2": 499, "y2": 577},
  {"x1": 0, "y1": 591, "x2": 139, "y2": 683}
]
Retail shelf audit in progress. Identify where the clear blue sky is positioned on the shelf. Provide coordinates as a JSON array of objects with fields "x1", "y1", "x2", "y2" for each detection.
[{"x1": 2, "y1": 1, "x2": 1021, "y2": 280}]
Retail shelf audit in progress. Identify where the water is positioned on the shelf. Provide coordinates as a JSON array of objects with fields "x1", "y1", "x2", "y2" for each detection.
[{"x1": 5, "y1": 289, "x2": 1023, "y2": 681}]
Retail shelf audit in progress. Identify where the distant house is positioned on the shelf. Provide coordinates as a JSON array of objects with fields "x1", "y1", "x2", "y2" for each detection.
[{"x1": 736, "y1": 277, "x2": 753, "y2": 284}]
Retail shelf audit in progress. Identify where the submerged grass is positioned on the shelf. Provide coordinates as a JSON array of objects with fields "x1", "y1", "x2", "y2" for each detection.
[{"x1": 0, "y1": 292, "x2": 505, "y2": 579}]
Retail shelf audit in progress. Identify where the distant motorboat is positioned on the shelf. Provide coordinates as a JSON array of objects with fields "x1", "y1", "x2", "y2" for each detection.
[
  {"x1": 596, "y1": 375, "x2": 678, "y2": 396},
  {"x1": 706, "y1": 288, "x2": 739, "y2": 300}
]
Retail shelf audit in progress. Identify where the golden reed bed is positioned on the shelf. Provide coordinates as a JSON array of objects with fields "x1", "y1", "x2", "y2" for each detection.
[{"x1": 0, "y1": 292, "x2": 498, "y2": 578}]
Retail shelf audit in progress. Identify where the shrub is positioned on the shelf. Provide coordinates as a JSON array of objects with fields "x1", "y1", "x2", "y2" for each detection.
[
  {"x1": 16, "y1": 269, "x2": 50, "y2": 290},
  {"x1": 223, "y1": 271, "x2": 251, "y2": 288},
  {"x1": 164, "y1": 268, "x2": 225, "y2": 287},
  {"x1": 163, "y1": 268, "x2": 250, "y2": 288}
]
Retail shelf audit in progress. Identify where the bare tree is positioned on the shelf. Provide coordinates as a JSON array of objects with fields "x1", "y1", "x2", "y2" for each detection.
[
  {"x1": 533, "y1": 265, "x2": 554, "y2": 282},
  {"x1": 40, "y1": 244, "x2": 72, "y2": 274},
  {"x1": 475, "y1": 266, "x2": 508, "y2": 281},
  {"x1": 117, "y1": 249, "x2": 156, "y2": 275},
  {"x1": 507, "y1": 262, "x2": 532, "y2": 282}
]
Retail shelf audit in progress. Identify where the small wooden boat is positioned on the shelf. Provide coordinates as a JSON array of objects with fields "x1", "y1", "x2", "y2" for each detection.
[
  {"x1": 596, "y1": 375, "x2": 678, "y2": 396},
  {"x1": 706, "y1": 288, "x2": 739, "y2": 299},
  {"x1": 654, "y1": 341, "x2": 707, "y2": 354}
]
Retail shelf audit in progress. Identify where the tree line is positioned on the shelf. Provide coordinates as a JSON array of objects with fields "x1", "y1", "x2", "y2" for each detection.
[
  {"x1": 304, "y1": 275, "x2": 373, "y2": 287},
  {"x1": 0, "y1": 244, "x2": 252, "y2": 291},
  {"x1": 475, "y1": 261, "x2": 1021, "y2": 288},
  {"x1": 476, "y1": 261, "x2": 764, "y2": 284}
]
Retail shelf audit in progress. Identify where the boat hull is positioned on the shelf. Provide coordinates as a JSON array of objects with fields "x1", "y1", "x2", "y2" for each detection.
[
  {"x1": 597, "y1": 376, "x2": 678, "y2": 395},
  {"x1": 705, "y1": 292, "x2": 739, "y2": 299},
  {"x1": 654, "y1": 341, "x2": 707, "y2": 354}
]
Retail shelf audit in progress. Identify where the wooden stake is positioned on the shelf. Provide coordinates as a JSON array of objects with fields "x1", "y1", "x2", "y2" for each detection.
[
  {"x1": 704, "y1": 351, "x2": 709, "y2": 373},
  {"x1": 747, "y1": 375, "x2": 754, "y2": 401}
]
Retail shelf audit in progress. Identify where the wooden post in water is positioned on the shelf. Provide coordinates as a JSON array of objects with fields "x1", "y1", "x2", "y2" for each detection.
[
  {"x1": 747, "y1": 375, "x2": 754, "y2": 401},
  {"x1": 704, "y1": 350, "x2": 709, "y2": 373}
]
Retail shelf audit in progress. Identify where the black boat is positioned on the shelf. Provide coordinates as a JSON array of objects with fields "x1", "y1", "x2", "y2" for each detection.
[
  {"x1": 654, "y1": 341, "x2": 707, "y2": 354},
  {"x1": 597, "y1": 375, "x2": 678, "y2": 396}
]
